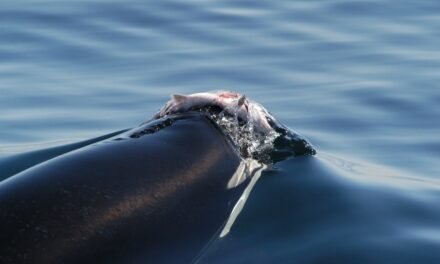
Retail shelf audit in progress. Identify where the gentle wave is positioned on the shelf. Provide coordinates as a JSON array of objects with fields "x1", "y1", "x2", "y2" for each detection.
[{"x1": 1, "y1": 0, "x2": 440, "y2": 262}]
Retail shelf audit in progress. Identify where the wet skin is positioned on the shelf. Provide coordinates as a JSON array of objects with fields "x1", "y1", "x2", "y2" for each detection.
[{"x1": 0, "y1": 113, "x2": 250, "y2": 264}]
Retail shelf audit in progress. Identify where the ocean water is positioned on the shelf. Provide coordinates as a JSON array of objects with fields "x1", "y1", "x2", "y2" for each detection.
[{"x1": 1, "y1": 0, "x2": 440, "y2": 263}]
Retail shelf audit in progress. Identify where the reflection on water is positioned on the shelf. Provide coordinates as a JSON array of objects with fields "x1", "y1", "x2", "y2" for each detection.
[
  {"x1": 198, "y1": 155, "x2": 440, "y2": 263},
  {"x1": 320, "y1": 153, "x2": 440, "y2": 192},
  {"x1": 1, "y1": 0, "x2": 440, "y2": 263}
]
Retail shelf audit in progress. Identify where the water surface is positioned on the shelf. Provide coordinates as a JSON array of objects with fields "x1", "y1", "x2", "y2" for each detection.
[{"x1": 1, "y1": 0, "x2": 440, "y2": 263}]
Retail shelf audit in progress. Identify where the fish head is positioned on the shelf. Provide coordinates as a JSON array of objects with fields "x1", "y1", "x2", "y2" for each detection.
[{"x1": 155, "y1": 91, "x2": 275, "y2": 134}]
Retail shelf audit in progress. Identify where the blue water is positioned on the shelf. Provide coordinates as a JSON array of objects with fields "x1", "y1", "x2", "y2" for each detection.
[{"x1": 1, "y1": 0, "x2": 440, "y2": 263}]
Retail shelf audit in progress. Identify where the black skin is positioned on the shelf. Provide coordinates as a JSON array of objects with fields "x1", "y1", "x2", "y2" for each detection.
[{"x1": 0, "y1": 113, "x2": 249, "y2": 264}]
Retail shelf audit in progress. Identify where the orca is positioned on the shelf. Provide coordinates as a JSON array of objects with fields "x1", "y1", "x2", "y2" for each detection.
[{"x1": 0, "y1": 113, "x2": 262, "y2": 264}]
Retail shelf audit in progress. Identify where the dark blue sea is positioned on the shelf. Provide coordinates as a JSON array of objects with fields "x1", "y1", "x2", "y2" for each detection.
[{"x1": 1, "y1": 0, "x2": 440, "y2": 263}]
